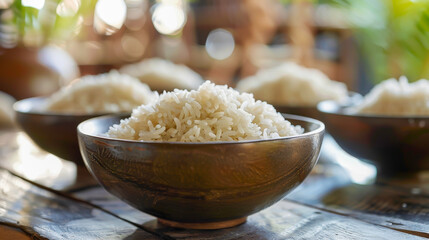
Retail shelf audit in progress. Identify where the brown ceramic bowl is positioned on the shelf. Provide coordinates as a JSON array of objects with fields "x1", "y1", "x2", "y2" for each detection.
[
  {"x1": 77, "y1": 113, "x2": 324, "y2": 229},
  {"x1": 317, "y1": 100, "x2": 429, "y2": 176},
  {"x1": 13, "y1": 97, "x2": 111, "y2": 164}
]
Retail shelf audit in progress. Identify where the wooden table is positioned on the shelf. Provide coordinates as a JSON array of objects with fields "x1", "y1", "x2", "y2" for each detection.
[{"x1": 0, "y1": 129, "x2": 428, "y2": 239}]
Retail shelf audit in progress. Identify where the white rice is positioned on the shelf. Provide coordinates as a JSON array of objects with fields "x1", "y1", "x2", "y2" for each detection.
[
  {"x1": 351, "y1": 76, "x2": 429, "y2": 116},
  {"x1": 236, "y1": 62, "x2": 348, "y2": 106},
  {"x1": 44, "y1": 70, "x2": 157, "y2": 114},
  {"x1": 107, "y1": 81, "x2": 303, "y2": 142},
  {"x1": 119, "y1": 58, "x2": 204, "y2": 91}
]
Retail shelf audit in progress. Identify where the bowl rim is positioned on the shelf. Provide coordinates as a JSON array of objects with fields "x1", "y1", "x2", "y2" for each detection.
[
  {"x1": 77, "y1": 113, "x2": 325, "y2": 145},
  {"x1": 13, "y1": 96, "x2": 128, "y2": 117},
  {"x1": 317, "y1": 99, "x2": 429, "y2": 120}
]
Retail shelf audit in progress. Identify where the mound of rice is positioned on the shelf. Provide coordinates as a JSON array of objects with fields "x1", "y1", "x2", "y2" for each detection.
[
  {"x1": 107, "y1": 81, "x2": 303, "y2": 142},
  {"x1": 236, "y1": 62, "x2": 348, "y2": 106},
  {"x1": 119, "y1": 58, "x2": 204, "y2": 91},
  {"x1": 351, "y1": 77, "x2": 429, "y2": 116},
  {"x1": 44, "y1": 70, "x2": 156, "y2": 114}
]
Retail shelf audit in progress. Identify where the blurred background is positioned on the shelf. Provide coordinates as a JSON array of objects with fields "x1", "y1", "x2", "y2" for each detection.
[{"x1": 1, "y1": 0, "x2": 429, "y2": 100}]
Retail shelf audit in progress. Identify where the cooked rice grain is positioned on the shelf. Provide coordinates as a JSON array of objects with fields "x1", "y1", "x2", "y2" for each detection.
[
  {"x1": 107, "y1": 81, "x2": 303, "y2": 142},
  {"x1": 119, "y1": 58, "x2": 204, "y2": 91},
  {"x1": 45, "y1": 70, "x2": 156, "y2": 114},
  {"x1": 236, "y1": 62, "x2": 348, "y2": 106},
  {"x1": 352, "y1": 76, "x2": 429, "y2": 116}
]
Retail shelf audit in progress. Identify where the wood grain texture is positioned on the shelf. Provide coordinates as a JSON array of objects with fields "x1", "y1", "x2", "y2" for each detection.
[
  {"x1": 73, "y1": 186, "x2": 156, "y2": 224},
  {"x1": 72, "y1": 181, "x2": 424, "y2": 240},
  {"x1": 0, "y1": 169, "x2": 160, "y2": 240},
  {"x1": 288, "y1": 166, "x2": 429, "y2": 237},
  {"x1": 141, "y1": 200, "x2": 424, "y2": 240}
]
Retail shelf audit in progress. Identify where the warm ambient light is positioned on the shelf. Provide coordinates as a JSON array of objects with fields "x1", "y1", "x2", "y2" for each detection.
[
  {"x1": 13, "y1": 133, "x2": 64, "y2": 183},
  {"x1": 322, "y1": 135, "x2": 377, "y2": 184},
  {"x1": 22, "y1": 0, "x2": 45, "y2": 10},
  {"x1": 94, "y1": 0, "x2": 127, "y2": 35},
  {"x1": 56, "y1": 0, "x2": 81, "y2": 17},
  {"x1": 205, "y1": 28, "x2": 235, "y2": 60},
  {"x1": 0, "y1": 0, "x2": 13, "y2": 9},
  {"x1": 151, "y1": 1, "x2": 186, "y2": 35}
]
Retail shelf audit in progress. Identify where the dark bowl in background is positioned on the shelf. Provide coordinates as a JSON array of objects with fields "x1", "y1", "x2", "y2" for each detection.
[
  {"x1": 272, "y1": 92, "x2": 361, "y2": 120},
  {"x1": 78, "y1": 113, "x2": 324, "y2": 229},
  {"x1": 273, "y1": 105, "x2": 320, "y2": 120},
  {"x1": 318, "y1": 100, "x2": 429, "y2": 176},
  {"x1": 13, "y1": 97, "x2": 113, "y2": 165}
]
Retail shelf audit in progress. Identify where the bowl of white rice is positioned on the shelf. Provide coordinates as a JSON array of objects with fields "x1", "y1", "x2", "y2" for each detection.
[
  {"x1": 318, "y1": 77, "x2": 429, "y2": 175},
  {"x1": 14, "y1": 71, "x2": 156, "y2": 164},
  {"x1": 236, "y1": 62, "x2": 350, "y2": 119},
  {"x1": 78, "y1": 81, "x2": 324, "y2": 229}
]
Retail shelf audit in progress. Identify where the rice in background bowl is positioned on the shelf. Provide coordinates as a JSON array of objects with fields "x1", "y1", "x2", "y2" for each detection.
[
  {"x1": 349, "y1": 76, "x2": 429, "y2": 116},
  {"x1": 119, "y1": 58, "x2": 204, "y2": 91},
  {"x1": 44, "y1": 70, "x2": 157, "y2": 114},
  {"x1": 236, "y1": 62, "x2": 348, "y2": 106},
  {"x1": 107, "y1": 81, "x2": 303, "y2": 142}
]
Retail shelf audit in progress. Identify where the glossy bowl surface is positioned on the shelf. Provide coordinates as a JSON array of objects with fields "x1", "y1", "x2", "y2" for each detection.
[
  {"x1": 78, "y1": 114, "x2": 324, "y2": 228},
  {"x1": 13, "y1": 97, "x2": 108, "y2": 164},
  {"x1": 318, "y1": 100, "x2": 429, "y2": 175}
]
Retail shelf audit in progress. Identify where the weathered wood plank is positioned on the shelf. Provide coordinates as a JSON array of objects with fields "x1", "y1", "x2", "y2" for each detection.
[
  {"x1": 140, "y1": 200, "x2": 425, "y2": 240},
  {"x1": 73, "y1": 184, "x2": 424, "y2": 239},
  {"x1": 72, "y1": 186, "x2": 156, "y2": 224},
  {"x1": 287, "y1": 165, "x2": 429, "y2": 236},
  {"x1": 0, "y1": 169, "x2": 160, "y2": 240}
]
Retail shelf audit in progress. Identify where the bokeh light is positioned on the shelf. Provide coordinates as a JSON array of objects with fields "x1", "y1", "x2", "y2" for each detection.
[
  {"x1": 0, "y1": 0, "x2": 13, "y2": 9},
  {"x1": 22, "y1": 0, "x2": 45, "y2": 10},
  {"x1": 126, "y1": 0, "x2": 146, "y2": 20},
  {"x1": 124, "y1": 0, "x2": 147, "y2": 31},
  {"x1": 205, "y1": 28, "x2": 235, "y2": 60},
  {"x1": 121, "y1": 34, "x2": 146, "y2": 60},
  {"x1": 23, "y1": 29, "x2": 43, "y2": 47},
  {"x1": 56, "y1": 0, "x2": 81, "y2": 17},
  {"x1": 94, "y1": 0, "x2": 127, "y2": 35},
  {"x1": 151, "y1": 1, "x2": 186, "y2": 35},
  {"x1": 72, "y1": 15, "x2": 84, "y2": 35},
  {"x1": 38, "y1": 46, "x2": 80, "y2": 86},
  {"x1": 0, "y1": 10, "x2": 18, "y2": 48}
]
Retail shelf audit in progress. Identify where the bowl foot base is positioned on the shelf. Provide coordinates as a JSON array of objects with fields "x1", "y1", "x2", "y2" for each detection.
[{"x1": 157, "y1": 217, "x2": 247, "y2": 230}]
